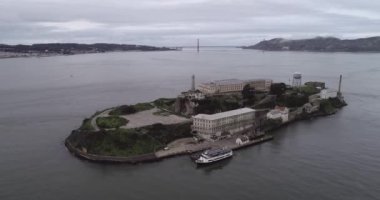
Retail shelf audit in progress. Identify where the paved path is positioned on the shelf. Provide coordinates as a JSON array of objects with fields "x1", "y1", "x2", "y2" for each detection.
[
  {"x1": 90, "y1": 109, "x2": 112, "y2": 131},
  {"x1": 155, "y1": 134, "x2": 244, "y2": 158},
  {"x1": 155, "y1": 138, "x2": 212, "y2": 158}
]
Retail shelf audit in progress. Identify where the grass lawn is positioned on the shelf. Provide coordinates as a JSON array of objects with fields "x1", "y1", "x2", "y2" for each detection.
[{"x1": 96, "y1": 116, "x2": 128, "y2": 129}]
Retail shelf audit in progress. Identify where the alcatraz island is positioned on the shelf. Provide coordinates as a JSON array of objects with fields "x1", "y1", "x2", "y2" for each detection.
[{"x1": 65, "y1": 73, "x2": 347, "y2": 164}]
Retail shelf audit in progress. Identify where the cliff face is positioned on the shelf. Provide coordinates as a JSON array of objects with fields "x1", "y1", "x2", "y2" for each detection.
[{"x1": 243, "y1": 37, "x2": 380, "y2": 52}]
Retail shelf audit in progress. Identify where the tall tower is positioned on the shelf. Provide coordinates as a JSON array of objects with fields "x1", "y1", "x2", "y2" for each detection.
[
  {"x1": 197, "y1": 39, "x2": 200, "y2": 53},
  {"x1": 338, "y1": 75, "x2": 343, "y2": 97},
  {"x1": 191, "y1": 74, "x2": 195, "y2": 91},
  {"x1": 292, "y1": 72, "x2": 302, "y2": 87}
]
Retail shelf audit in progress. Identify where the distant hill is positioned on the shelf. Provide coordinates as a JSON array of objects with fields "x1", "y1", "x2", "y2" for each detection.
[
  {"x1": 0, "y1": 43, "x2": 175, "y2": 58},
  {"x1": 242, "y1": 37, "x2": 380, "y2": 52}
]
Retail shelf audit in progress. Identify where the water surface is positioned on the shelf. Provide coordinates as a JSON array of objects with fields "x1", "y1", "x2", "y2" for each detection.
[{"x1": 0, "y1": 48, "x2": 379, "y2": 200}]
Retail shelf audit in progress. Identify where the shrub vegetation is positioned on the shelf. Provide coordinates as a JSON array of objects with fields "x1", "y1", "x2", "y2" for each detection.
[
  {"x1": 67, "y1": 122, "x2": 192, "y2": 156},
  {"x1": 320, "y1": 99, "x2": 336, "y2": 114},
  {"x1": 79, "y1": 118, "x2": 94, "y2": 131},
  {"x1": 109, "y1": 102, "x2": 154, "y2": 116}
]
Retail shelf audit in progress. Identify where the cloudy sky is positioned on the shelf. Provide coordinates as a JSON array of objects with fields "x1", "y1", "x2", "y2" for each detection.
[{"x1": 1, "y1": 0, "x2": 380, "y2": 46}]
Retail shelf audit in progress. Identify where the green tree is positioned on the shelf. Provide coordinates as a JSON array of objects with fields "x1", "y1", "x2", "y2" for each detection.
[
  {"x1": 270, "y1": 83, "x2": 286, "y2": 96},
  {"x1": 242, "y1": 84, "x2": 255, "y2": 99}
]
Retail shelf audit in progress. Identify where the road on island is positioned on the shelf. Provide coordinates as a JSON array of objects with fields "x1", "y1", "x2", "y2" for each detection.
[{"x1": 90, "y1": 109, "x2": 112, "y2": 131}]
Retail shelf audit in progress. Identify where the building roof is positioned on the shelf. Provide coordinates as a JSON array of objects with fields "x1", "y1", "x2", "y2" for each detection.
[
  {"x1": 268, "y1": 110, "x2": 281, "y2": 115},
  {"x1": 268, "y1": 106, "x2": 289, "y2": 115},
  {"x1": 202, "y1": 78, "x2": 273, "y2": 86},
  {"x1": 193, "y1": 108, "x2": 255, "y2": 121},
  {"x1": 201, "y1": 79, "x2": 244, "y2": 86},
  {"x1": 275, "y1": 106, "x2": 288, "y2": 111},
  {"x1": 244, "y1": 79, "x2": 273, "y2": 83}
]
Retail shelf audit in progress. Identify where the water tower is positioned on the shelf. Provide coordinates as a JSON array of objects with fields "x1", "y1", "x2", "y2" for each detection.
[{"x1": 292, "y1": 72, "x2": 302, "y2": 87}]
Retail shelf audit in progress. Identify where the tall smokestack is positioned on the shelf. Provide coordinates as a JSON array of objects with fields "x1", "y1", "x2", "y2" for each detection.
[
  {"x1": 191, "y1": 74, "x2": 195, "y2": 91},
  {"x1": 338, "y1": 75, "x2": 342, "y2": 97},
  {"x1": 338, "y1": 75, "x2": 342, "y2": 92}
]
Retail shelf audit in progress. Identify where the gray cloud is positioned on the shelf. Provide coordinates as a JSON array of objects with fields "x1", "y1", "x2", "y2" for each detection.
[{"x1": 1, "y1": 0, "x2": 380, "y2": 46}]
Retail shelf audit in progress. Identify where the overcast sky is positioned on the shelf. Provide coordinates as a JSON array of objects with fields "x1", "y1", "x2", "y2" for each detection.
[{"x1": 1, "y1": 0, "x2": 380, "y2": 46}]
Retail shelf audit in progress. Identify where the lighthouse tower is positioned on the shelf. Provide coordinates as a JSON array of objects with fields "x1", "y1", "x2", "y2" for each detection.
[{"x1": 292, "y1": 72, "x2": 302, "y2": 87}]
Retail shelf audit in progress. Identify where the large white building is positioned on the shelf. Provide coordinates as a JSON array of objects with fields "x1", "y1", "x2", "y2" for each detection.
[
  {"x1": 197, "y1": 79, "x2": 272, "y2": 95},
  {"x1": 192, "y1": 108, "x2": 255, "y2": 139},
  {"x1": 246, "y1": 79, "x2": 273, "y2": 92}
]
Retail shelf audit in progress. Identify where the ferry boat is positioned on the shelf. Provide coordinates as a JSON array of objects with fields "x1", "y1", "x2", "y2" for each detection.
[{"x1": 195, "y1": 148, "x2": 233, "y2": 165}]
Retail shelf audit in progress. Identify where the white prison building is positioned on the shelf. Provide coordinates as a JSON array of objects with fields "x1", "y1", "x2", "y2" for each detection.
[
  {"x1": 192, "y1": 108, "x2": 255, "y2": 139},
  {"x1": 197, "y1": 79, "x2": 273, "y2": 95},
  {"x1": 245, "y1": 79, "x2": 273, "y2": 92}
]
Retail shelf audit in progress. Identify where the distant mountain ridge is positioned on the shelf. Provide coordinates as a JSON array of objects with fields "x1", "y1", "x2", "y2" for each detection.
[{"x1": 242, "y1": 37, "x2": 380, "y2": 52}]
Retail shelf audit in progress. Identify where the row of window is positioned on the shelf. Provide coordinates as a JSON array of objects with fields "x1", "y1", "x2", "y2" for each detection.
[
  {"x1": 193, "y1": 119, "x2": 253, "y2": 129},
  {"x1": 194, "y1": 123, "x2": 253, "y2": 134}
]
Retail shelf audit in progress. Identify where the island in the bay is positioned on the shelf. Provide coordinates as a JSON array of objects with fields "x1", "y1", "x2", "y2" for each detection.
[
  {"x1": 65, "y1": 73, "x2": 347, "y2": 164},
  {"x1": 242, "y1": 36, "x2": 380, "y2": 52},
  {"x1": 0, "y1": 43, "x2": 176, "y2": 58}
]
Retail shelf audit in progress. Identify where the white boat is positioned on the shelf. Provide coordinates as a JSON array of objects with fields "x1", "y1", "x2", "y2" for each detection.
[{"x1": 195, "y1": 148, "x2": 233, "y2": 165}]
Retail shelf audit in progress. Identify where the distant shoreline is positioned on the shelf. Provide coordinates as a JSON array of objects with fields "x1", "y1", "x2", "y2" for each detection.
[
  {"x1": 0, "y1": 43, "x2": 178, "y2": 59},
  {"x1": 242, "y1": 36, "x2": 380, "y2": 53},
  {"x1": 0, "y1": 49, "x2": 177, "y2": 59},
  {"x1": 241, "y1": 48, "x2": 380, "y2": 54}
]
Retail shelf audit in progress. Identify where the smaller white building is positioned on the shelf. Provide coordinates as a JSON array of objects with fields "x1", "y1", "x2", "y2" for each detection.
[
  {"x1": 303, "y1": 102, "x2": 320, "y2": 114},
  {"x1": 266, "y1": 106, "x2": 289, "y2": 123},
  {"x1": 320, "y1": 89, "x2": 338, "y2": 99},
  {"x1": 179, "y1": 90, "x2": 205, "y2": 100},
  {"x1": 236, "y1": 135, "x2": 250, "y2": 145}
]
